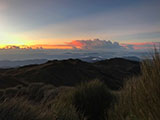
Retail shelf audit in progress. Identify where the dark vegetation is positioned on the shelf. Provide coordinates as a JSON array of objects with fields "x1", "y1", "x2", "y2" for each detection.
[
  {"x1": 0, "y1": 54, "x2": 159, "y2": 120},
  {"x1": 0, "y1": 58, "x2": 140, "y2": 90},
  {"x1": 108, "y1": 51, "x2": 160, "y2": 120}
]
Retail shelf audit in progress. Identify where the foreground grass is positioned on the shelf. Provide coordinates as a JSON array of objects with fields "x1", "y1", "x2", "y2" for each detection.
[
  {"x1": 0, "y1": 98, "x2": 55, "y2": 120},
  {"x1": 52, "y1": 80, "x2": 113, "y2": 120},
  {"x1": 0, "y1": 51, "x2": 159, "y2": 120},
  {"x1": 108, "y1": 51, "x2": 160, "y2": 120},
  {"x1": 0, "y1": 80, "x2": 113, "y2": 120}
]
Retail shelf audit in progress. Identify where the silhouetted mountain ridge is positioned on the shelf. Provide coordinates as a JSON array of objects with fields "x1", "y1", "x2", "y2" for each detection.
[
  {"x1": 0, "y1": 58, "x2": 140, "y2": 90},
  {"x1": 0, "y1": 59, "x2": 48, "y2": 68}
]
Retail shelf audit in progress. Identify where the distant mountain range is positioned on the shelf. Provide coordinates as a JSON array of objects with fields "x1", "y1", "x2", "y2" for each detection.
[
  {"x1": 0, "y1": 56, "x2": 140, "y2": 68},
  {"x1": 79, "y1": 56, "x2": 140, "y2": 63},
  {"x1": 122, "y1": 56, "x2": 140, "y2": 62},
  {"x1": 0, "y1": 58, "x2": 140, "y2": 90},
  {"x1": 0, "y1": 59, "x2": 48, "y2": 68}
]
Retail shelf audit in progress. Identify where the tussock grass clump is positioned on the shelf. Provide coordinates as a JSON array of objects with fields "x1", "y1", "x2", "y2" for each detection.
[
  {"x1": 4, "y1": 87, "x2": 18, "y2": 98},
  {"x1": 0, "y1": 90, "x2": 4, "y2": 97},
  {"x1": 27, "y1": 83, "x2": 45, "y2": 101},
  {"x1": 16, "y1": 83, "x2": 56, "y2": 103},
  {"x1": 54, "y1": 80, "x2": 113, "y2": 120},
  {"x1": 47, "y1": 87, "x2": 83, "y2": 120},
  {"x1": 72, "y1": 80, "x2": 113, "y2": 120},
  {"x1": 108, "y1": 50, "x2": 160, "y2": 120},
  {"x1": 0, "y1": 90, "x2": 4, "y2": 101},
  {"x1": 53, "y1": 102, "x2": 84, "y2": 120},
  {"x1": 0, "y1": 98, "x2": 55, "y2": 120}
]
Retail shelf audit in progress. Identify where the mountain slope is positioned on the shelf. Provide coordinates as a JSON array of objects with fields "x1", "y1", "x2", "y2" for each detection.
[{"x1": 0, "y1": 58, "x2": 140, "y2": 90}]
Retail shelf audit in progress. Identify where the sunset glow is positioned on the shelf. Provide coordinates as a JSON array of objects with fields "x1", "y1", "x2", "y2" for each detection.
[
  {"x1": 0, "y1": 0, "x2": 159, "y2": 51},
  {"x1": 0, "y1": 40, "x2": 159, "y2": 50},
  {"x1": 0, "y1": 44, "x2": 73, "y2": 50},
  {"x1": 0, "y1": 32, "x2": 33, "y2": 46},
  {"x1": 31, "y1": 45, "x2": 73, "y2": 49}
]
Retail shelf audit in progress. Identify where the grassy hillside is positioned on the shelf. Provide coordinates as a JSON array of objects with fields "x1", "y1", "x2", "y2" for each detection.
[
  {"x1": 0, "y1": 55, "x2": 159, "y2": 120},
  {"x1": 0, "y1": 80, "x2": 112, "y2": 120},
  {"x1": 0, "y1": 58, "x2": 140, "y2": 90}
]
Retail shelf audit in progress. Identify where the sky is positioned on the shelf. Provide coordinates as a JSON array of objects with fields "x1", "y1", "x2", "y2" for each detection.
[{"x1": 0, "y1": 0, "x2": 160, "y2": 51}]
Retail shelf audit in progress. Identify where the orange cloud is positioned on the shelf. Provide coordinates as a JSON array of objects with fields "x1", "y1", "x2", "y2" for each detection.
[
  {"x1": 0, "y1": 40, "x2": 159, "y2": 50},
  {"x1": 1, "y1": 39, "x2": 123, "y2": 50},
  {"x1": 121, "y1": 42, "x2": 160, "y2": 50},
  {"x1": 31, "y1": 45, "x2": 73, "y2": 49},
  {"x1": 66, "y1": 40, "x2": 85, "y2": 49},
  {"x1": 66, "y1": 39, "x2": 123, "y2": 50}
]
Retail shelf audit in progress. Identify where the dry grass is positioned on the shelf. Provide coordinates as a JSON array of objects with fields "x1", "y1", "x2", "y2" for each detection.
[
  {"x1": 52, "y1": 80, "x2": 114, "y2": 120},
  {"x1": 1, "y1": 51, "x2": 159, "y2": 120},
  {"x1": 108, "y1": 50, "x2": 160, "y2": 120},
  {"x1": 0, "y1": 98, "x2": 55, "y2": 120}
]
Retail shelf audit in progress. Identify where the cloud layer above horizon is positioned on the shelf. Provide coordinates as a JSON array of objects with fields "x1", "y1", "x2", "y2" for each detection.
[
  {"x1": 0, "y1": 39, "x2": 159, "y2": 61},
  {"x1": 0, "y1": 39, "x2": 159, "y2": 51}
]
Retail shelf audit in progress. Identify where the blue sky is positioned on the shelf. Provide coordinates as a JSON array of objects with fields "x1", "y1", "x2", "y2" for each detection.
[{"x1": 0, "y1": 0, "x2": 160, "y2": 45}]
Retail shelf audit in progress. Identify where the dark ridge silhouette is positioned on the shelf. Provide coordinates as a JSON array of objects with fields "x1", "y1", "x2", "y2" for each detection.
[
  {"x1": 0, "y1": 59, "x2": 48, "y2": 68},
  {"x1": 0, "y1": 58, "x2": 140, "y2": 90}
]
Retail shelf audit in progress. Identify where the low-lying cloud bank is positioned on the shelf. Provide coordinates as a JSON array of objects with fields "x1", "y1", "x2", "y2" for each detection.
[
  {"x1": 66, "y1": 39, "x2": 125, "y2": 51},
  {"x1": 0, "y1": 39, "x2": 159, "y2": 61},
  {"x1": 122, "y1": 42, "x2": 160, "y2": 50},
  {"x1": 1, "y1": 39, "x2": 159, "y2": 51},
  {"x1": 0, "y1": 39, "x2": 125, "y2": 51}
]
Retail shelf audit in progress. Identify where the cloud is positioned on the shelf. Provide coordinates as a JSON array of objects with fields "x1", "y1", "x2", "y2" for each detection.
[
  {"x1": 0, "y1": 39, "x2": 126, "y2": 51},
  {"x1": 122, "y1": 42, "x2": 160, "y2": 50},
  {"x1": 66, "y1": 39, "x2": 125, "y2": 51},
  {"x1": 0, "y1": 40, "x2": 159, "y2": 61},
  {"x1": 0, "y1": 45, "x2": 32, "y2": 50},
  {"x1": 1, "y1": 39, "x2": 159, "y2": 51},
  {"x1": 0, "y1": 45, "x2": 72, "y2": 50}
]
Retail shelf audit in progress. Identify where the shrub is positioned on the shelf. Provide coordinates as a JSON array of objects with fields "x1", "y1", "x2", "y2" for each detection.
[{"x1": 108, "y1": 50, "x2": 160, "y2": 120}]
